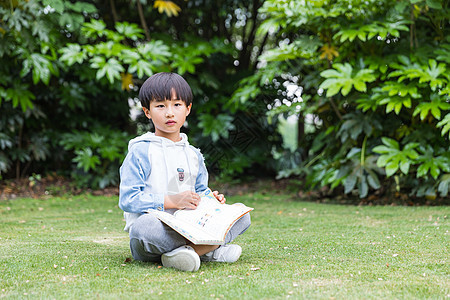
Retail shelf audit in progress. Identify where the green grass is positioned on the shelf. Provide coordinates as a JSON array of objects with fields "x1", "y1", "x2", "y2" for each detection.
[{"x1": 0, "y1": 193, "x2": 448, "y2": 299}]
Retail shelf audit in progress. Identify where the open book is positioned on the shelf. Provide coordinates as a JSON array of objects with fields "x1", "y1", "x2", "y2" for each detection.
[{"x1": 149, "y1": 189, "x2": 253, "y2": 245}]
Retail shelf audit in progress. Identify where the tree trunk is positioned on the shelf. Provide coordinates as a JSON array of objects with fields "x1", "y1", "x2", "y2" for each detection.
[
  {"x1": 110, "y1": 0, "x2": 120, "y2": 23},
  {"x1": 15, "y1": 124, "x2": 23, "y2": 179},
  {"x1": 137, "y1": 0, "x2": 151, "y2": 41},
  {"x1": 297, "y1": 112, "x2": 305, "y2": 156}
]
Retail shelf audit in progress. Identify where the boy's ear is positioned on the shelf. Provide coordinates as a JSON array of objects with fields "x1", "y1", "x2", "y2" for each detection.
[
  {"x1": 186, "y1": 103, "x2": 192, "y2": 116},
  {"x1": 142, "y1": 107, "x2": 151, "y2": 119}
]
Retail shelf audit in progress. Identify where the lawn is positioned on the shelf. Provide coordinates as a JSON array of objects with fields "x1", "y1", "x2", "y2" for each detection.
[{"x1": 0, "y1": 192, "x2": 448, "y2": 299}]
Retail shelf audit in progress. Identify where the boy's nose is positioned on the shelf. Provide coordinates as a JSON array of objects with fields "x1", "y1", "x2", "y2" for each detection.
[{"x1": 165, "y1": 109, "x2": 174, "y2": 117}]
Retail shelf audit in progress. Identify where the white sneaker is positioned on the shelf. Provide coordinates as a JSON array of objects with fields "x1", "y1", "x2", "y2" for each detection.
[
  {"x1": 200, "y1": 244, "x2": 242, "y2": 263},
  {"x1": 161, "y1": 245, "x2": 200, "y2": 272}
]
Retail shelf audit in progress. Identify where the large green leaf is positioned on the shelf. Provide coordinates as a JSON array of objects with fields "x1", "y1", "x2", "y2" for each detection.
[
  {"x1": 198, "y1": 114, "x2": 235, "y2": 142},
  {"x1": 73, "y1": 147, "x2": 100, "y2": 172},
  {"x1": 42, "y1": 0, "x2": 64, "y2": 13},
  {"x1": 426, "y1": 0, "x2": 443, "y2": 9},
  {"x1": 320, "y1": 63, "x2": 376, "y2": 97},
  {"x1": 90, "y1": 57, "x2": 124, "y2": 84},
  {"x1": 333, "y1": 21, "x2": 409, "y2": 43},
  {"x1": 392, "y1": 59, "x2": 448, "y2": 91},
  {"x1": 413, "y1": 94, "x2": 450, "y2": 120},
  {"x1": 59, "y1": 44, "x2": 87, "y2": 66},
  {"x1": 137, "y1": 40, "x2": 171, "y2": 62},
  {"x1": 381, "y1": 81, "x2": 421, "y2": 98},
  {"x1": 115, "y1": 22, "x2": 144, "y2": 41},
  {"x1": 438, "y1": 174, "x2": 450, "y2": 197},
  {"x1": 436, "y1": 113, "x2": 450, "y2": 138},
  {"x1": 5, "y1": 85, "x2": 35, "y2": 112},
  {"x1": 416, "y1": 146, "x2": 450, "y2": 179},
  {"x1": 373, "y1": 138, "x2": 419, "y2": 177},
  {"x1": 21, "y1": 53, "x2": 56, "y2": 85},
  {"x1": 171, "y1": 53, "x2": 203, "y2": 75},
  {"x1": 81, "y1": 19, "x2": 107, "y2": 39},
  {"x1": 379, "y1": 95, "x2": 412, "y2": 115}
]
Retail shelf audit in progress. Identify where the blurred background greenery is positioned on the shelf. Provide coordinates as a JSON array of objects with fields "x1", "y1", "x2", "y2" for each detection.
[{"x1": 0, "y1": 0, "x2": 448, "y2": 202}]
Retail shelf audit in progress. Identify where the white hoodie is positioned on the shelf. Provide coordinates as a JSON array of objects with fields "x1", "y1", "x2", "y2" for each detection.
[{"x1": 119, "y1": 132, "x2": 209, "y2": 232}]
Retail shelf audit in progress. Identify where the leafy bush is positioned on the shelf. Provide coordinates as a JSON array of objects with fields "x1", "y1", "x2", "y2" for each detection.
[
  {"x1": 60, "y1": 128, "x2": 132, "y2": 189},
  {"x1": 234, "y1": 0, "x2": 449, "y2": 200},
  {"x1": 0, "y1": 1, "x2": 228, "y2": 186}
]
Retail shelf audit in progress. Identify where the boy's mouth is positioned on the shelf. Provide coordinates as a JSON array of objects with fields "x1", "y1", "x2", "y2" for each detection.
[{"x1": 166, "y1": 120, "x2": 176, "y2": 125}]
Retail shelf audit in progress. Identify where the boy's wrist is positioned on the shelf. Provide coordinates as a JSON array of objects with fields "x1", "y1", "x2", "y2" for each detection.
[{"x1": 164, "y1": 195, "x2": 177, "y2": 209}]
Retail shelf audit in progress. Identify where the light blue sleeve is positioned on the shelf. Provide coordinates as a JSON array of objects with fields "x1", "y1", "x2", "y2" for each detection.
[
  {"x1": 118, "y1": 143, "x2": 164, "y2": 213},
  {"x1": 193, "y1": 148, "x2": 209, "y2": 193}
]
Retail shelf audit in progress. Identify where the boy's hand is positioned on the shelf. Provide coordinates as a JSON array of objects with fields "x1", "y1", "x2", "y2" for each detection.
[
  {"x1": 165, "y1": 191, "x2": 201, "y2": 210},
  {"x1": 212, "y1": 191, "x2": 226, "y2": 204}
]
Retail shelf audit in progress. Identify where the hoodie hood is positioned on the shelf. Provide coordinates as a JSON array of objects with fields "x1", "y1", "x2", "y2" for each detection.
[{"x1": 128, "y1": 132, "x2": 188, "y2": 150}]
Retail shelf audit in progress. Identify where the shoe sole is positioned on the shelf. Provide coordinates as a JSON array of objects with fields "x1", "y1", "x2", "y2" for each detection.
[{"x1": 161, "y1": 249, "x2": 200, "y2": 272}]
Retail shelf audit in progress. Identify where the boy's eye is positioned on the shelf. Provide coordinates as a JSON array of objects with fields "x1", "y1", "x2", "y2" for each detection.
[{"x1": 156, "y1": 104, "x2": 165, "y2": 108}]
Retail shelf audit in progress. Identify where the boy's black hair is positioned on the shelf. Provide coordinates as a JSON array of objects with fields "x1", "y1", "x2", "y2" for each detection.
[{"x1": 139, "y1": 72, "x2": 193, "y2": 109}]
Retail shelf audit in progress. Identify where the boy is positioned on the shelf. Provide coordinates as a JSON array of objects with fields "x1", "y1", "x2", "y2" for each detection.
[{"x1": 119, "y1": 72, "x2": 251, "y2": 272}]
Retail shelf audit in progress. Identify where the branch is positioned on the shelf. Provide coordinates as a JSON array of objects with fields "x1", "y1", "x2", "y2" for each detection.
[
  {"x1": 239, "y1": 0, "x2": 262, "y2": 69},
  {"x1": 241, "y1": 9, "x2": 248, "y2": 47},
  {"x1": 137, "y1": 0, "x2": 151, "y2": 41},
  {"x1": 410, "y1": 4, "x2": 414, "y2": 49},
  {"x1": 15, "y1": 123, "x2": 23, "y2": 179},
  {"x1": 297, "y1": 112, "x2": 305, "y2": 157},
  {"x1": 222, "y1": 3, "x2": 233, "y2": 43},
  {"x1": 110, "y1": 0, "x2": 120, "y2": 23},
  {"x1": 329, "y1": 97, "x2": 343, "y2": 121},
  {"x1": 256, "y1": 32, "x2": 269, "y2": 59}
]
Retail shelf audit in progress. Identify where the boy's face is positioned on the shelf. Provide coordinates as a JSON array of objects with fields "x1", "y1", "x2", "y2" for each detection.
[{"x1": 142, "y1": 90, "x2": 192, "y2": 142}]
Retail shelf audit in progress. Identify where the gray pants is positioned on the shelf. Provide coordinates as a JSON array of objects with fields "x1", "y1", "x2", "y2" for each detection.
[{"x1": 129, "y1": 212, "x2": 251, "y2": 262}]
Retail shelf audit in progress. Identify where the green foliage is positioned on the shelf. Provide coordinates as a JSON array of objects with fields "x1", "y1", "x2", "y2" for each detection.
[
  {"x1": 337, "y1": 112, "x2": 382, "y2": 142},
  {"x1": 3, "y1": 0, "x2": 446, "y2": 199},
  {"x1": 1, "y1": 0, "x2": 237, "y2": 186},
  {"x1": 60, "y1": 19, "x2": 162, "y2": 84},
  {"x1": 340, "y1": 148, "x2": 383, "y2": 198},
  {"x1": 413, "y1": 94, "x2": 450, "y2": 120},
  {"x1": 437, "y1": 174, "x2": 450, "y2": 197},
  {"x1": 59, "y1": 19, "x2": 218, "y2": 85},
  {"x1": 198, "y1": 114, "x2": 235, "y2": 142},
  {"x1": 0, "y1": 104, "x2": 50, "y2": 179},
  {"x1": 60, "y1": 128, "x2": 132, "y2": 189},
  {"x1": 0, "y1": 0, "x2": 97, "y2": 180},
  {"x1": 319, "y1": 63, "x2": 376, "y2": 97},
  {"x1": 3, "y1": 82, "x2": 35, "y2": 112},
  {"x1": 245, "y1": 0, "x2": 450, "y2": 200},
  {"x1": 373, "y1": 137, "x2": 419, "y2": 177},
  {"x1": 415, "y1": 146, "x2": 450, "y2": 179},
  {"x1": 437, "y1": 113, "x2": 450, "y2": 138},
  {"x1": 334, "y1": 20, "x2": 409, "y2": 42},
  {"x1": 21, "y1": 53, "x2": 59, "y2": 85}
]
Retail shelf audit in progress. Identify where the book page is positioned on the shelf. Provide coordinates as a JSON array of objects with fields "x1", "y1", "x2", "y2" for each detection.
[
  {"x1": 151, "y1": 210, "x2": 219, "y2": 244},
  {"x1": 173, "y1": 189, "x2": 253, "y2": 241},
  {"x1": 150, "y1": 188, "x2": 253, "y2": 244}
]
